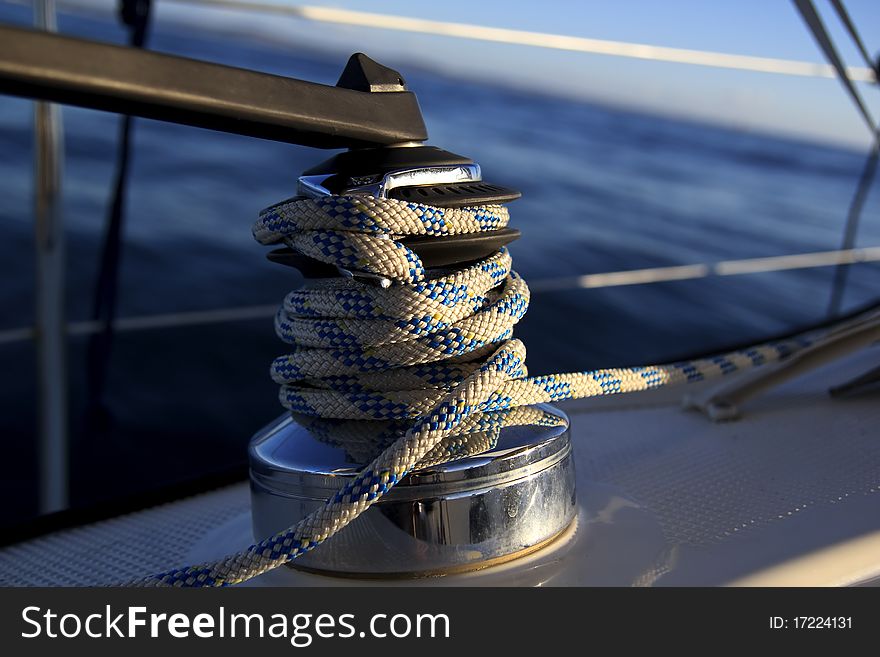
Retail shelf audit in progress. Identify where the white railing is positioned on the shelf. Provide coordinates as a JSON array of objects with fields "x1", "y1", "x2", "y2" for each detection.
[
  {"x1": 159, "y1": 0, "x2": 877, "y2": 82},
  {"x1": 2, "y1": 246, "x2": 878, "y2": 346}
]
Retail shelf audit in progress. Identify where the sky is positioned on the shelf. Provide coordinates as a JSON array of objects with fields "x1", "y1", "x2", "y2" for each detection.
[{"x1": 43, "y1": 0, "x2": 880, "y2": 149}]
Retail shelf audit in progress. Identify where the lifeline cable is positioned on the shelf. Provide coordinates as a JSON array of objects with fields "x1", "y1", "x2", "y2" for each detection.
[{"x1": 130, "y1": 195, "x2": 847, "y2": 586}]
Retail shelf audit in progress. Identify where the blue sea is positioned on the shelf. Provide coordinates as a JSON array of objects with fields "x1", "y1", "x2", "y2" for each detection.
[{"x1": 0, "y1": 5, "x2": 877, "y2": 529}]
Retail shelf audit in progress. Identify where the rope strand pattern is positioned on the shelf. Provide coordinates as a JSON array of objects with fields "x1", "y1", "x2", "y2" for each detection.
[{"x1": 129, "y1": 195, "x2": 821, "y2": 586}]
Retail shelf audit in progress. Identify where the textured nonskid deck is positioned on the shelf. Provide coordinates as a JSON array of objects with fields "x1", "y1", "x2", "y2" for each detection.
[{"x1": 2, "y1": 344, "x2": 877, "y2": 586}]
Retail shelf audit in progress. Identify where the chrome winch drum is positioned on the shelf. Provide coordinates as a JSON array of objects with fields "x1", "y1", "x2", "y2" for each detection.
[{"x1": 249, "y1": 405, "x2": 576, "y2": 577}]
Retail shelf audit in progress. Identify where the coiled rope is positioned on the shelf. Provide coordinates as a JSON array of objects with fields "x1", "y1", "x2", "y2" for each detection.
[{"x1": 130, "y1": 195, "x2": 826, "y2": 586}]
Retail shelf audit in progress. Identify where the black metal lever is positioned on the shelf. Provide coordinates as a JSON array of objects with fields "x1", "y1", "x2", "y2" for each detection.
[{"x1": 0, "y1": 24, "x2": 428, "y2": 148}]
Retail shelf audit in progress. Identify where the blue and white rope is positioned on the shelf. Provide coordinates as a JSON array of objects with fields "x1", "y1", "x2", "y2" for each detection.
[{"x1": 130, "y1": 194, "x2": 826, "y2": 586}]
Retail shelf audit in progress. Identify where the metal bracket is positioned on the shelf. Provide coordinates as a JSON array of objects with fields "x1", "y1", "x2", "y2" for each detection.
[
  {"x1": 0, "y1": 25, "x2": 427, "y2": 148},
  {"x1": 682, "y1": 312, "x2": 880, "y2": 422}
]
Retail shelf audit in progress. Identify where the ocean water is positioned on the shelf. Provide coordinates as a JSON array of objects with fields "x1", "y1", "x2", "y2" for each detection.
[{"x1": 0, "y1": 6, "x2": 878, "y2": 529}]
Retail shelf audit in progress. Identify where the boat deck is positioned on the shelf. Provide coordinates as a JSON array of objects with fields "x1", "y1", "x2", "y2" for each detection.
[{"x1": 2, "y1": 343, "x2": 878, "y2": 586}]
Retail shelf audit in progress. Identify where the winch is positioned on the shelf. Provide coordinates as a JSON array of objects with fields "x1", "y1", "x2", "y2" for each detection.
[
  {"x1": 247, "y1": 53, "x2": 576, "y2": 576},
  {"x1": 249, "y1": 409, "x2": 575, "y2": 576}
]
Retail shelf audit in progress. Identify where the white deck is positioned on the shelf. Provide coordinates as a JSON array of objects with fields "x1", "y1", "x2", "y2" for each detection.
[{"x1": 1, "y1": 343, "x2": 878, "y2": 586}]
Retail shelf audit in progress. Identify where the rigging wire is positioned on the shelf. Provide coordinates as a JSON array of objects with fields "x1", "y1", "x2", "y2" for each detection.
[
  {"x1": 828, "y1": 0, "x2": 880, "y2": 77},
  {"x1": 791, "y1": 0, "x2": 877, "y2": 138},
  {"x1": 827, "y1": 141, "x2": 879, "y2": 317},
  {"x1": 790, "y1": 2, "x2": 879, "y2": 316},
  {"x1": 85, "y1": 0, "x2": 153, "y2": 427}
]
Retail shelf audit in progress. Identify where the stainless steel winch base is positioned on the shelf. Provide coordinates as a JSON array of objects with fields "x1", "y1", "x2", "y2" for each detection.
[{"x1": 249, "y1": 406, "x2": 576, "y2": 577}]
